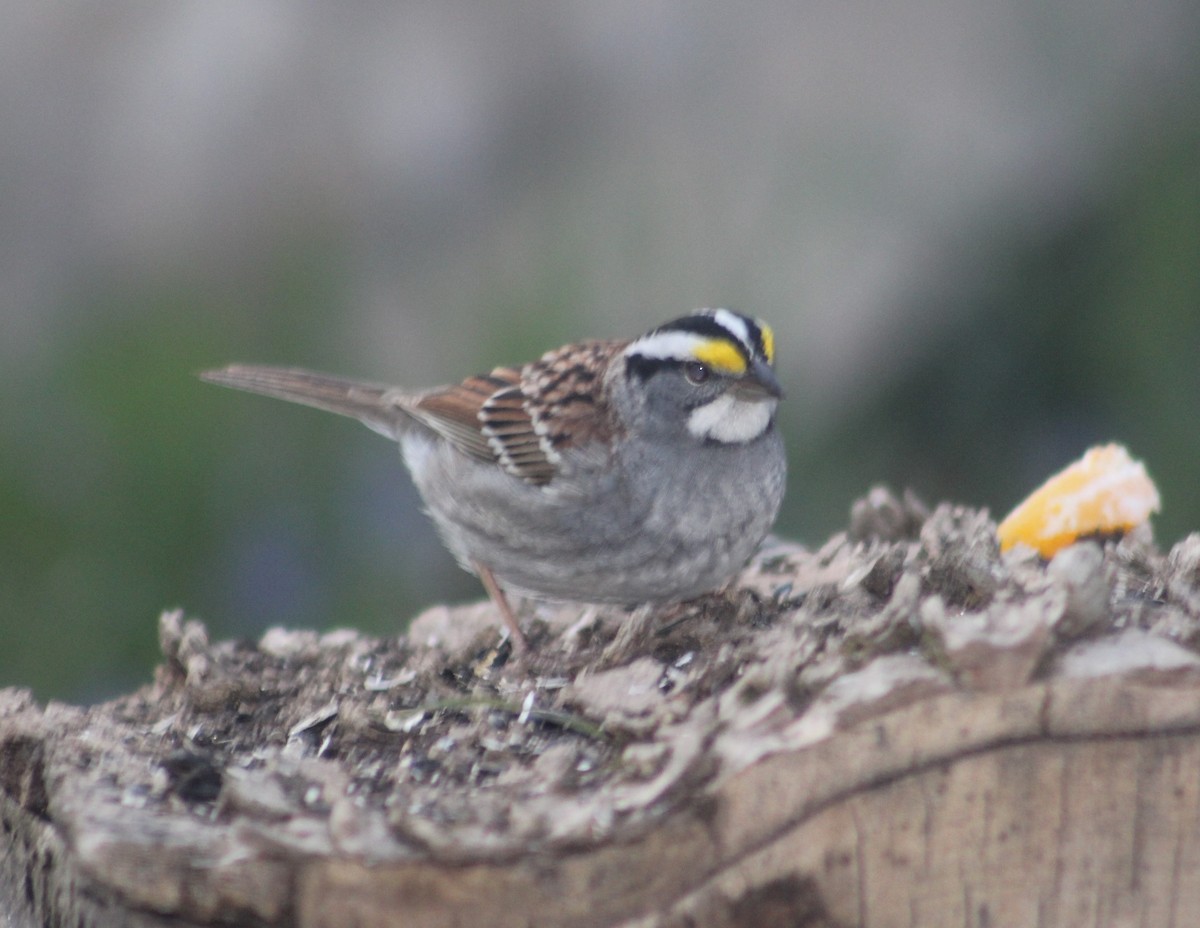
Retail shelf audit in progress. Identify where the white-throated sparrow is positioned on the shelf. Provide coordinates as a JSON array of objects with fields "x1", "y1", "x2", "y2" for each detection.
[{"x1": 202, "y1": 309, "x2": 786, "y2": 649}]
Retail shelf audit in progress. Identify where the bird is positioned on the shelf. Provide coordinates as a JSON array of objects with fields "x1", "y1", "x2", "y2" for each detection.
[{"x1": 201, "y1": 309, "x2": 786, "y2": 651}]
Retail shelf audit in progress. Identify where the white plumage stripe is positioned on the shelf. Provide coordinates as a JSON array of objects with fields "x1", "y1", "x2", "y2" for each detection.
[
  {"x1": 625, "y1": 330, "x2": 707, "y2": 362},
  {"x1": 709, "y1": 309, "x2": 751, "y2": 351},
  {"x1": 687, "y1": 394, "x2": 775, "y2": 444}
]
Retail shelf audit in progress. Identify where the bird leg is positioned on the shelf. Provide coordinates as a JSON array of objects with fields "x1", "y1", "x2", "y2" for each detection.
[{"x1": 476, "y1": 564, "x2": 530, "y2": 653}]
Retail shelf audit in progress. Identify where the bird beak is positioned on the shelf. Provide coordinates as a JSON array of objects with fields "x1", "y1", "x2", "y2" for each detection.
[{"x1": 734, "y1": 358, "x2": 783, "y2": 401}]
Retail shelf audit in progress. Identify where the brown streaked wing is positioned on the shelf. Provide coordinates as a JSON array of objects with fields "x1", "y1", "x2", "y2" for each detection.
[
  {"x1": 480, "y1": 385, "x2": 558, "y2": 484},
  {"x1": 408, "y1": 340, "x2": 626, "y2": 486},
  {"x1": 408, "y1": 368, "x2": 522, "y2": 463},
  {"x1": 524, "y1": 340, "x2": 625, "y2": 448}
]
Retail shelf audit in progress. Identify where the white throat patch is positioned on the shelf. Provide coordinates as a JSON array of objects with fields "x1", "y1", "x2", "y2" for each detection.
[{"x1": 687, "y1": 394, "x2": 775, "y2": 444}]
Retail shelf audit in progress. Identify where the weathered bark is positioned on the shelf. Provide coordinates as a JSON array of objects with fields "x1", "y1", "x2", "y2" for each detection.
[{"x1": 4, "y1": 495, "x2": 1200, "y2": 927}]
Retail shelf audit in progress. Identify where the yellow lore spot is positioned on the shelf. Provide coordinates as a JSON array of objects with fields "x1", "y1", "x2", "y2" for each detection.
[
  {"x1": 759, "y1": 323, "x2": 775, "y2": 365},
  {"x1": 692, "y1": 338, "x2": 747, "y2": 375},
  {"x1": 996, "y1": 443, "x2": 1161, "y2": 558}
]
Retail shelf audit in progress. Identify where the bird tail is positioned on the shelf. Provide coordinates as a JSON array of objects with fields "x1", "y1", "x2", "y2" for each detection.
[{"x1": 200, "y1": 365, "x2": 409, "y2": 439}]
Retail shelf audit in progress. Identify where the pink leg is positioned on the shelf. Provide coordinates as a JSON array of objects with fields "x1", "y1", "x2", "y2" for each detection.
[{"x1": 476, "y1": 564, "x2": 529, "y2": 653}]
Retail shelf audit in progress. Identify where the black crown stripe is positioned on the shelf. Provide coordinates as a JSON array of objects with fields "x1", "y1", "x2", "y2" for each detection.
[
  {"x1": 656, "y1": 311, "x2": 768, "y2": 362},
  {"x1": 654, "y1": 313, "x2": 743, "y2": 346},
  {"x1": 626, "y1": 311, "x2": 770, "y2": 381},
  {"x1": 743, "y1": 317, "x2": 767, "y2": 362}
]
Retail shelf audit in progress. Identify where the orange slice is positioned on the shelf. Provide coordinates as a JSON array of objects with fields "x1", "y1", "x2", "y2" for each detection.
[{"x1": 997, "y1": 444, "x2": 1161, "y2": 557}]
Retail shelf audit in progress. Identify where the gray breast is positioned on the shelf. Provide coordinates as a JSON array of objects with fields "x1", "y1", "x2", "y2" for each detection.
[{"x1": 402, "y1": 427, "x2": 786, "y2": 605}]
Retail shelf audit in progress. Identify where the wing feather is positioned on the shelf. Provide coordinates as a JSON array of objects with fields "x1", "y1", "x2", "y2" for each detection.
[{"x1": 407, "y1": 341, "x2": 625, "y2": 486}]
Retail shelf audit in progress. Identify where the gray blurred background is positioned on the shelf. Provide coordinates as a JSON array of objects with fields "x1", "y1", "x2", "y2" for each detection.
[{"x1": 3, "y1": 3, "x2": 1197, "y2": 702}]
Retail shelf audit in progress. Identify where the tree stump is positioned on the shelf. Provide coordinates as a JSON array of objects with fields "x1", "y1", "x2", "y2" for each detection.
[{"x1": 4, "y1": 492, "x2": 1200, "y2": 927}]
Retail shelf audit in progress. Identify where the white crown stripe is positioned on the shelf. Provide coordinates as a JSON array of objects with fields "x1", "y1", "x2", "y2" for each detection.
[
  {"x1": 624, "y1": 330, "x2": 707, "y2": 362},
  {"x1": 709, "y1": 309, "x2": 751, "y2": 351}
]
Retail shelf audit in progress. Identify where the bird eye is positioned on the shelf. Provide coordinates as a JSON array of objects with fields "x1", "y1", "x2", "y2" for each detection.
[{"x1": 684, "y1": 361, "x2": 710, "y2": 385}]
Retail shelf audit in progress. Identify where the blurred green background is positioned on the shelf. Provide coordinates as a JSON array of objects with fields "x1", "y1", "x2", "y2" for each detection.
[{"x1": 2, "y1": 5, "x2": 1197, "y2": 703}]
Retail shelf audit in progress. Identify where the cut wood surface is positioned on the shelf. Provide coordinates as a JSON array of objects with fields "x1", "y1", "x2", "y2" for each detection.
[{"x1": 4, "y1": 490, "x2": 1200, "y2": 927}]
